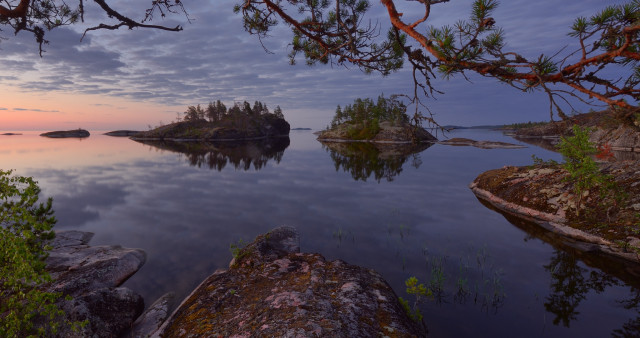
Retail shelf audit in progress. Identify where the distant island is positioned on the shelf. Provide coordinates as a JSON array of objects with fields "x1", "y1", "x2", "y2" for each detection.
[
  {"x1": 104, "y1": 130, "x2": 142, "y2": 137},
  {"x1": 1, "y1": 132, "x2": 22, "y2": 136},
  {"x1": 133, "y1": 100, "x2": 289, "y2": 141},
  {"x1": 316, "y1": 95, "x2": 437, "y2": 143},
  {"x1": 40, "y1": 129, "x2": 90, "y2": 138}
]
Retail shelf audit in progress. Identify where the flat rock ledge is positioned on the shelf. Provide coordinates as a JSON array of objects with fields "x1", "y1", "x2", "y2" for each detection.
[
  {"x1": 438, "y1": 138, "x2": 526, "y2": 149},
  {"x1": 40, "y1": 129, "x2": 90, "y2": 138},
  {"x1": 155, "y1": 226, "x2": 425, "y2": 337},
  {"x1": 43, "y1": 230, "x2": 151, "y2": 337},
  {"x1": 470, "y1": 166, "x2": 640, "y2": 264}
]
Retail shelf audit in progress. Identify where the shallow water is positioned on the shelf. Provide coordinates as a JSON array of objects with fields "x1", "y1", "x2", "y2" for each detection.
[{"x1": 2, "y1": 129, "x2": 639, "y2": 337}]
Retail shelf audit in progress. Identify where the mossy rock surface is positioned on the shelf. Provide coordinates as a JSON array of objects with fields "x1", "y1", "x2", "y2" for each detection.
[{"x1": 157, "y1": 227, "x2": 425, "y2": 337}]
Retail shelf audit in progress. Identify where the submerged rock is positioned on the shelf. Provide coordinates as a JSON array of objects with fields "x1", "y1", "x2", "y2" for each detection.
[
  {"x1": 40, "y1": 129, "x2": 90, "y2": 138},
  {"x1": 44, "y1": 230, "x2": 146, "y2": 337},
  {"x1": 156, "y1": 226, "x2": 425, "y2": 337}
]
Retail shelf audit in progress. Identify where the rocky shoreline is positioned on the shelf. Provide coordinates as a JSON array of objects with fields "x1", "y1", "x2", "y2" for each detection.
[
  {"x1": 46, "y1": 227, "x2": 424, "y2": 337},
  {"x1": 470, "y1": 111, "x2": 640, "y2": 265}
]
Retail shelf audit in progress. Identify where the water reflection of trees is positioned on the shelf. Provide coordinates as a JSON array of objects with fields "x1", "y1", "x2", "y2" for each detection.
[
  {"x1": 543, "y1": 250, "x2": 617, "y2": 327},
  {"x1": 321, "y1": 141, "x2": 431, "y2": 182},
  {"x1": 134, "y1": 137, "x2": 289, "y2": 171},
  {"x1": 476, "y1": 199, "x2": 640, "y2": 335}
]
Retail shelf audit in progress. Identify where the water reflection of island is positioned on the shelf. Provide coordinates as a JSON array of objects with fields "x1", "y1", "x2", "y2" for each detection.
[
  {"x1": 477, "y1": 199, "x2": 640, "y2": 336},
  {"x1": 134, "y1": 137, "x2": 289, "y2": 171},
  {"x1": 321, "y1": 141, "x2": 432, "y2": 182}
]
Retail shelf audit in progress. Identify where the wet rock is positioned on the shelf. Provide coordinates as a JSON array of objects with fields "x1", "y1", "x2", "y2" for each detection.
[
  {"x1": 40, "y1": 129, "x2": 90, "y2": 138},
  {"x1": 46, "y1": 235, "x2": 146, "y2": 296},
  {"x1": 60, "y1": 287, "x2": 144, "y2": 337},
  {"x1": 156, "y1": 226, "x2": 425, "y2": 337},
  {"x1": 44, "y1": 230, "x2": 146, "y2": 337},
  {"x1": 128, "y1": 292, "x2": 175, "y2": 338}
]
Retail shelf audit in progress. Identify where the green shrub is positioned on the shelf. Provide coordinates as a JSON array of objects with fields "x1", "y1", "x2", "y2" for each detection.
[
  {"x1": 557, "y1": 125, "x2": 619, "y2": 215},
  {"x1": 0, "y1": 170, "x2": 77, "y2": 336}
]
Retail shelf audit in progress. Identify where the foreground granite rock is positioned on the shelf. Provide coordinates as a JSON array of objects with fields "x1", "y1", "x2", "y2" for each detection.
[
  {"x1": 155, "y1": 226, "x2": 425, "y2": 337},
  {"x1": 40, "y1": 129, "x2": 90, "y2": 138},
  {"x1": 44, "y1": 230, "x2": 146, "y2": 337},
  {"x1": 317, "y1": 121, "x2": 437, "y2": 143}
]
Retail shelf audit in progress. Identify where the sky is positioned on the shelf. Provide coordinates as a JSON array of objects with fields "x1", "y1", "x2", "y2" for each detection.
[{"x1": 0, "y1": 0, "x2": 627, "y2": 131}]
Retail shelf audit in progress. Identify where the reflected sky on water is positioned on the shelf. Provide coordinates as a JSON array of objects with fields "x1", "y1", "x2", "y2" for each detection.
[{"x1": 2, "y1": 129, "x2": 639, "y2": 337}]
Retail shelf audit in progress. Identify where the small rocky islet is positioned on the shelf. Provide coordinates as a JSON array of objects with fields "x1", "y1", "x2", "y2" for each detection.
[
  {"x1": 40, "y1": 129, "x2": 90, "y2": 138},
  {"x1": 471, "y1": 109, "x2": 640, "y2": 263}
]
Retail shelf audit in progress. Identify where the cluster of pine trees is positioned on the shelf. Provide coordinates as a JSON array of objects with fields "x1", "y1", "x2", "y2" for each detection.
[
  {"x1": 330, "y1": 95, "x2": 409, "y2": 129},
  {"x1": 183, "y1": 100, "x2": 284, "y2": 123}
]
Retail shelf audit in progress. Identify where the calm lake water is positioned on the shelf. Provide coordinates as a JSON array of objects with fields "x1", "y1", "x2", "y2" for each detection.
[{"x1": 2, "y1": 129, "x2": 639, "y2": 337}]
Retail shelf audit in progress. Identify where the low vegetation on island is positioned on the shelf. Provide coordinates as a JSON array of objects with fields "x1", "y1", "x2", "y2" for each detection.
[
  {"x1": 317, "y1": 95, "x2": 437, "y2": 143},
  {"x1": 133, "y1": 100, "x2": 289, "y2": 141},
  {"x1": 472, "y1": 109, "x2": 640, "y2": 262}
]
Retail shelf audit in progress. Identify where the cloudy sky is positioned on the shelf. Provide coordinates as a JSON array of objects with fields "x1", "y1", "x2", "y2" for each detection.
[{"x1": 0, "y1": 0, "x2": 625, "y2": 130}]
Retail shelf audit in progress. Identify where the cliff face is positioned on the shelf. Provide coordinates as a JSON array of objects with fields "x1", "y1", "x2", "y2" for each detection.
[
  {"x1": 132, "y1": 114, "x2": 290, "y2": 141},
  {"x1": 156, "y1": 227, "x2": 426, "y2": 337}
]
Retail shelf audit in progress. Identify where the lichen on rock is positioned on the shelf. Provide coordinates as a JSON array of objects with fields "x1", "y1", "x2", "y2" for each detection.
[{"x1": 156, "y1": 226, "x2": 425, "y2": 337}]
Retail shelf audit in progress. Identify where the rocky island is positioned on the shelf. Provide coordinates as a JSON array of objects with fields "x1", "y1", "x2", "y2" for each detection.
[
  {"x1": 471, "y1": 109, "x2": 640, "y2": 263},
  {"x1": 133, "y1": 100, "x2": 290, "y2": 141},
  {"x1": 316, "y1": 96, "x2": 438, "y2": 143},
  {"x1": 40, "y1": 129, "x2": 90, "y2": 138}
]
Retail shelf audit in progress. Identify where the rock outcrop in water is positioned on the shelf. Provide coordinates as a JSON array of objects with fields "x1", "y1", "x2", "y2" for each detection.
[
  {"x1": 40, "y1": 129, "x2": 90, "y2": 138},
  {"x1": 44, "y1": 230, "x2": 149, "y2": 337},
  {"x1": 470, "y1": 161, "x2": 640, "y2": 264},
  {"x1": 155, "y1": 226, "x2": 425, "y2": 337},
  {"x1": 438, "y1": 137, "x2": 526, "y2": 149}
]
